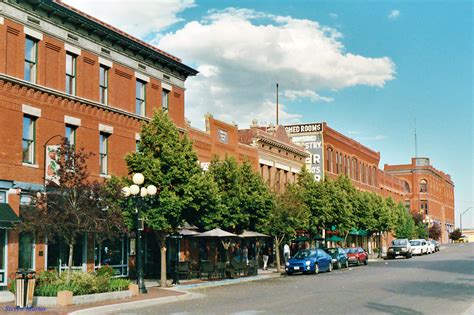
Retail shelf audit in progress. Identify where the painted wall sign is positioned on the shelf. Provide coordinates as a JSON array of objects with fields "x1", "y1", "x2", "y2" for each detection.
[{"x1": 285, "y1": 123, "x2": 324, "y2": 181}]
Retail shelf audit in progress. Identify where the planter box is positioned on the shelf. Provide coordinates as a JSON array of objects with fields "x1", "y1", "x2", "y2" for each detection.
[{"x1": 34, "y1": 290, "x2": 132, "y2": 307}]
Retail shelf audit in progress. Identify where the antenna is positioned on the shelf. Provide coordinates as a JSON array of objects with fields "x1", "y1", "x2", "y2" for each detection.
[
  {"x1": 276, "y1": 83, "x2": 279, "y2": 125},
  {"x1": 414, "y1": 115, "x2": 418, "y2": 158}
]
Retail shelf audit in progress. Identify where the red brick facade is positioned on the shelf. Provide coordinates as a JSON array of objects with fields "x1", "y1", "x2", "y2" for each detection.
[{"x1": 384, "y1": 158, "x2": 455, "y2": 243}]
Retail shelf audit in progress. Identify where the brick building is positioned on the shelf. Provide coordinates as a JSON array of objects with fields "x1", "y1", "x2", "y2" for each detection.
[
  {"x1": 0, "y1": 0, "x2": 198, "y2": 287},
  {"x1": 384, "y1": 157, "x2": 455, "y2": 243},
  {"x1": 188, "y1": 114, "x2": 258, "y2": 171},
  {"x1": 238, "y1": 122, "x2": 308, "y2": 193}
]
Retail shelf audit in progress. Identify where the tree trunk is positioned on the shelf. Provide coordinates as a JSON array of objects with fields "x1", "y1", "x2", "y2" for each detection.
[
  {"x1": 274, "y1": 236, "x2": 281, "y2": 273},
  {"x1": 378, "y1": 232, "x2": 382, "y2": 258},
  {"x1": 67, "y1": 242, "x2": 74, "y2": 283},
  {"x1": 159, "y1": 234, "x2": 167, "y2": 287}
]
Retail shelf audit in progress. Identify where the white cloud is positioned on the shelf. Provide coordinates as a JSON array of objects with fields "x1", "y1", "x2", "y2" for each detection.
[
  {"x1": 347, "y1": 130, "x2": 361, "y2": 135},
  {"x1": 62, "y1": 0, "x2": 195, "y2": 38},
  {"x1": 284, "y1": 89, "x2": 334, "y2": 103},
  {"x1": 159, "y1": 8, "x2": 395, "y2": 128},
  {"x1": 388, "y1": 10, "x2": 400, "y2": 20}
]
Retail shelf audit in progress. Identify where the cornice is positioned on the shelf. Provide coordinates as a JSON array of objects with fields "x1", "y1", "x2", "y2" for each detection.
[{"x1": 258, "y1": 136, "x2": 309, "y2": 157}]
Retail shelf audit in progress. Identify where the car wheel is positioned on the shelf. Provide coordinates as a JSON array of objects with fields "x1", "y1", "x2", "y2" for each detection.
[
  {"x1": 356, "y1": 259, "x2": 360, "y2": 266},
  {"x1": 344, "y1": 260, "x2": 349, "y2": 268},
  {"x1": 314, "y1": 263, "x2": 319, "y2": 274},
  {"x1": 328, "y1": 262, "x2": 333, "y2": 272},
  {"x1": 286, "y1": 272, "x2": 293, "y2": 276},
  {"x1": 407, "y1": 253, "x2": 412, "y2": 259},
  {"x1": 336, "y1": 261, "x2": 342, "y2": 269},
  {"x1": 364, "y1": 258, "x2": 368, "y2": 265}
]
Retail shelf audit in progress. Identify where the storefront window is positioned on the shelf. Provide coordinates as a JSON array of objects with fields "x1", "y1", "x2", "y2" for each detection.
[
  {"x1": 47, "y1": 236, "x2": 86, "y2": 272},
  {"x1": 19, "y1": 232, "x2": 34, "y2": 270},
  {"x1": 0, "y1": 230, "x2": 6, "y2": 285},
  {"x1": 94, "y1": 237, "x2": 128, "y2": 277}
]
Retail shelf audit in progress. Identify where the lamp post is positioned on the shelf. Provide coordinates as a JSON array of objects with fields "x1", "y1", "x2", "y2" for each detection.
[
  {"x1": 122, "y1": 173, "x2": 157, "y2": 294},
  {"x1": 460, "y1": 207, "x2": 473, "y2": 233},
  {"x1": 423, "y1": 215, "x2": 432, "y2": 239}
]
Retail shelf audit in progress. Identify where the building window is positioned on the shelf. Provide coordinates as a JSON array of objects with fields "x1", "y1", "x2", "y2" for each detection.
[
  {"x1": 373, "y1": 167, "x2": 377, "y2": 186},
  {"x1": 354, "y1": 159, "x2": 359, "y2": 181},
  {"x1": 420, "y1": 200, "x2": 428, "y2": 215},
  {"x1": 162, "y1": 89, "x2": 170, "y2": 112},
  {"x1": 99, "y1": 65, "x2": 108, "y2": 105},
  {"x1": 404, "y1": 200, "x2": 410, "y2": 211},
  {"x1": 22, "y1": 115, "x2": 36, "y2": 164},
  {"x1": 0, "y1": 191, "x2": 6, "y2": 203},
  {"x1": 65, "y1": 124, "x2": 77, "y2": 147},
  {"x1": 218, "y1": 129, "x2": 229, "y2": 144},
  {"x1": 135, "y1": 140, "x2": 140, "y2": 152},
  {"x1": 20, "y1": 193, "x2": 32, "y2": 206},
  {"x1": 24, "y1": 37, "x2": 37, "y2": 83},
  {"x1": 135, "y1": 80, "x2": 146, "y2": 116},
  {"x1": 326, "y1": 147, "x2": 333, "y2": 173},
  {"x1": 368, "y1": 167, "x2": 372, "y2": 185},
  {"x1": 18, "y1": 232, "x2": 34, "y2": 270},
  {"x1": 65, "y1": 53, "x2": 76, "y2": 95},
  {"x1": 420, "y1": 179, "x2": 428, "y2": 193},
  {"x1": 99, "y1": 133, "x2": 108, "y2": 175}
]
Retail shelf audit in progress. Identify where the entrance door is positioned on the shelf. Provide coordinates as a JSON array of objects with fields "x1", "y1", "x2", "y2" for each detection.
[{"x1": 0, "y1": 230, "x2": 6, "y2": 286}]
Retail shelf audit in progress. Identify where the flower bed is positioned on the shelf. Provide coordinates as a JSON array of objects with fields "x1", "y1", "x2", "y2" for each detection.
[{"x1": 9, "y1": 265, "x2": 131, "y2": 297}]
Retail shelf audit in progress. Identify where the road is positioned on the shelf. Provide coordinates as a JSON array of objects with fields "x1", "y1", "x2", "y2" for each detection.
[{"x1": 120, "y1": 243, "x2": 474, "y2": 314}]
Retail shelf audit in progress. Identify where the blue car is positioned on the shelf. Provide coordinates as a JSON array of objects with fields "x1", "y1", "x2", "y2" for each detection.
[
  {"x1": 326, "y1": 247, "x2": 349, "y2": 269},
  {"x1": 285, "y1": 249, "x2": 333, "y2": 275}
]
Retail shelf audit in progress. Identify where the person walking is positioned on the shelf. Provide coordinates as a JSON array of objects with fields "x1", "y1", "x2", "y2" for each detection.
[
  {"x1": 242, "y1": 246, "x2": 249, "y2": 265},
  {"x1": 262, "y1": 247, "x2": 270, "y2": 270},
  {"x1": 283, "y1": 243, "x2": 290, "y2": 265}
]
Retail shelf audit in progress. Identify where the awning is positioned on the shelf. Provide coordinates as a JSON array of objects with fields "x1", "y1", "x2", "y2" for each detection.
[
  {"x1": 326, "y1": 235, "x2": 344, "y2": 242},
  {"x1": 349, "y1": 228, "x2": 368, "y2": 236},
  {"x1": 0, "y1": 203, "x2": 20, "y2": 229}
]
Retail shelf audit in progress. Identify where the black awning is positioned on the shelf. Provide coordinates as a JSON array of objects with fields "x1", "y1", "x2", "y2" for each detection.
[{"x1": 0, "y1": 203, "x2": 20, "y2": 229}]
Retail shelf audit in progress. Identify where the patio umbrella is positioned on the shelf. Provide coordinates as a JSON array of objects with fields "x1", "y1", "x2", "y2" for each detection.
[
  {"x1": 194, "y1": 228, "x2": 238, "y2": 238},
  {"x1": 178, "y1": 229, "x2": 200, "y2": 236},
  {"x1": 239, "y1": 230, "x2": 269, "y2": 238}
]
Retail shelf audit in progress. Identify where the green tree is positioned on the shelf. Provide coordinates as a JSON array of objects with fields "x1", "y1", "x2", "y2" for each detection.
[
  {"x1": 429, "y1": 223, "x2": 442, "y2": 241},
  {"x1": 449, "y1": 228, "x2": 462, "y2": 241},
  {"x1": 263, "y1": 185, "x2": 310, "y2": 272},
  {"x1": 125, "y1": 111, "x2": 202, "y2": 287},
  {"x1": 17, "y1": 139, "x2": 125, "y2": 282},
  {"x1": 393, "y1": 203, "x2": 416, "y2": 239},
  {"x1": 325, "y1": 176, "x2": 355, "y2": 244}
]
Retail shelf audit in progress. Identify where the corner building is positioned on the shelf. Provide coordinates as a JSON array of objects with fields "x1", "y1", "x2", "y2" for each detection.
[
  {"x1": 384, "y1": 158, "x2": 455, "y2": 243},
  {"x1": 0, "y1": 0, "x2": 197, "y2": 287}
]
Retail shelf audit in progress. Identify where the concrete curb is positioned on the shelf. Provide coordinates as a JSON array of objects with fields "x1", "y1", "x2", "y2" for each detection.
[
  {"x1": 176, "y1": 273, "x2": 281, "y2": 290},
  {"x1": 69, "y1": 291, "x2": 204, "y2": 315}
]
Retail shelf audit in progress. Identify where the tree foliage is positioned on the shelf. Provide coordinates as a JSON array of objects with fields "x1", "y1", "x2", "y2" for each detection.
[
  {"x1": 449, "y1": 228, "x2": 462, "y2": 241},
  {"x1": 428, "y1": 223, "x2": 442, "y2": 241},
  {"x1": 17, "y1": 139, "x2": 125, "y2": 281}
]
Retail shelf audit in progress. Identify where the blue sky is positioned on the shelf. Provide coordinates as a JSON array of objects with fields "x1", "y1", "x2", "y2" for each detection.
[{"x1": 65, "y1": 0, "x2": 473, "y2": 227}]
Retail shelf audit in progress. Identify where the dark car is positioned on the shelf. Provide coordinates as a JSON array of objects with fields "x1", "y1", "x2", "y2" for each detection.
[
  {"x1": 430, "y1": 240, "x2": 440, "y2": 252},
  {"x1": 345, "y1": 247, "x2": 368, "y2": 266},
  {"x1": 286, "y1": 249, "x2": 332, "y2": 275},
  {"x1": 326, "y1": 247, "x2": 349, "y2": 269},
  {"x1": 387, "y1": 238, "x2": 412, "y2": 259}
]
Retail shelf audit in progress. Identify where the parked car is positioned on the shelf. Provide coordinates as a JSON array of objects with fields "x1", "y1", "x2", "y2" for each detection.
[
  {"x1": 410, "y1": 239, "x2": 429, "y2": 255},
  {"x1": 459, "y1": 235, "x2": 469, "y2": 243},
  {"x1": 326, "y1": 247, "x2": 349, "y2": 269},
  {"x1": 387, "y1": 239, "x2": 412, "y2": 259},
  {"x1": 286, "y1": 249, "x2": 333, "y2": 275},
  {"x1": 430, "y1": 240, "x2": 440, "y2": 252},
  {"x1": 344, "y1": 247, "x2": 368, "y2": 266},
  {"x1": 426, "y1": 240, "x2": 436, "y2": 254}
]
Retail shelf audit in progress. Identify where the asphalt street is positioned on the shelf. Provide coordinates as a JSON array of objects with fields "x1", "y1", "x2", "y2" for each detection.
[{"x1": 119, "y1": 243, "x2": 474, "y2": 315}]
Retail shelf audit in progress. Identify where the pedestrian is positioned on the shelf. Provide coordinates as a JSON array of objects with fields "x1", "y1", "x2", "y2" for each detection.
[
  {"x1": 243, "y1": 246, "x2": 249, "y2": 265},
  {"x1": 283, "y1": 243, "x2": 290, "y2": 264},
  {"x1": 262, "y1": 247, "x2": 270, "y2": 270}
]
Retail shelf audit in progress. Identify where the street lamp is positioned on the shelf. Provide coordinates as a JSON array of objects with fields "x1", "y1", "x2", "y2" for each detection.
[
  {"x1": 423, "y1": 215, "x2": 433, "y2": 239},
  {"x1": 460, "y1": 207, "x2": 473, "y2": 233},
  {"x1": 122, "y1": 173, "x2": 157, "y2": 294}
]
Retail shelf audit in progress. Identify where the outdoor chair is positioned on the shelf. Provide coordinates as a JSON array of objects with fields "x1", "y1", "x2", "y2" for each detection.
[
  {"x1": 231, "y1": 259, "x2": 246, "y2": 276},
  {"x1": 199, "y1": 261, "x2": 216, "y2": 280},
  {"x1": 177, "y1": 261, "x2": 191, "y2": 280},
  {"x1": 215, "y1": 262, "x2": 227, "y2": 279}
]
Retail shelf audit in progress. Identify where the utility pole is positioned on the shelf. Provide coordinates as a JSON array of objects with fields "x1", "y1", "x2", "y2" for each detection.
[
  {"x1": 276, "y1": 83, "x2": 279, "y2": 126},
  {"x1": 460, "y1": 207, "x2": 473, "y2": 233}
]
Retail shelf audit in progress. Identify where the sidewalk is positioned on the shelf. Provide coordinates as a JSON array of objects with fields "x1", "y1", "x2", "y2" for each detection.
[{"x1": 0, "y1": 269, "x2": 280, "y2": 314}]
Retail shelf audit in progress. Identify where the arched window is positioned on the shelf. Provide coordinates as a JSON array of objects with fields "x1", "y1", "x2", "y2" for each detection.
[
  {"x1": 326, "y1": 147, "x2": 333, "y2": 173},
  {"x1": 354, "y1": 158, "x2": 359, "y2": 181},
  {"x1": 404, "y1": 181, "x2": 410, "y2": 193},
  {"x1": 420, "y1": 179, "x2": 428, "y2": 193}
]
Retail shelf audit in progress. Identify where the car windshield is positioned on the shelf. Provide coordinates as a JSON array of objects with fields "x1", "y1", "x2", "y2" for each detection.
[
  {"x1": 345, "y1": 248, "x2": 358, "y2": 254},
  {"x1": 431, "y1": 240, "x2": 437, "y2": 244},
  {"x1": 410, "y1": 241, "x2": 421, "y2": 246},
  {"x1": 392, "y1": 240, "x2": 407, "y2": 246},
  {"x1": 293, "y1": 250, "x2": 317, "y2": 259}
]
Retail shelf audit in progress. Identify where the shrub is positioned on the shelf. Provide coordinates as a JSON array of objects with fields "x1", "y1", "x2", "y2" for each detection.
[
  {"x1": 66, "y1": 272, "x2": 99, "y2": 295},
  {"x1": 108, "y1": 278, "x2": 131, "y2": 292},
  {"x1": 7, "y1": 273, "x2": 16, "y2": 294},
  {"x1": 37, "y1": 270, "x2": 59, "y2": 285},
  {"x1": 96, "y1": 265, "x2": 114, "y2": 278},
  {"x1": 34, "y1": 282, "x2": 75, "y2": 297}
]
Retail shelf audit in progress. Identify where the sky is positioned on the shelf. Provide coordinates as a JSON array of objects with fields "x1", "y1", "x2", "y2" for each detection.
[{"x1": 63, "y1": 0, "x2": 473, "y2": 228}]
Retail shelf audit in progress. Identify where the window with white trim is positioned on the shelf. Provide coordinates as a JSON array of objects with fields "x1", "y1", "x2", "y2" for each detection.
[
  {"x1": 162, "y1": 88, "x2": 170, "y2": 112},
  {"x1": 22, "y1": 115, "x2": 36, "y2": 164},
  {"x1": 65, "y1": 53, "x2": 77, "y2": 95},
  {"x1": 24, "y1": 37, "x2": 38, "y2": 83},
  {"x1": 135, "y1": 80, "x2": 146, "y2": 116},
  {"x1": 99, "y1": 65, "x2": 108, "y2": 105},
  {"x1": 99, "y1": 132, "x2": 109, "y2": 175}
]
